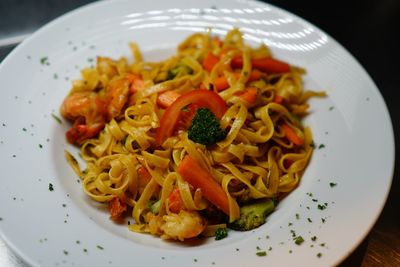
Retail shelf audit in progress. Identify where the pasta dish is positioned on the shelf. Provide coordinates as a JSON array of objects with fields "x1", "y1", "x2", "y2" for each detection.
[{"x1": 61, "y1": 29, "x2": 324, "y2": 241}]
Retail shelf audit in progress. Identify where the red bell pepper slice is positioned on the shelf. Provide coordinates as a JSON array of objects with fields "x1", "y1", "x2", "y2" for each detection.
[{"x1": 156, "y1": 89, "x2": 227, "y2": 145}]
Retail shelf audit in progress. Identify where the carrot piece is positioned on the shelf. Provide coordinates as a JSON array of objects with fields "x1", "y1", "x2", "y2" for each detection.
[
  {"x1": 247, "y1": 70, "x2": 262, "y2": 82},
  {"x1": 281, "y1": 123, "x2": 304, "y2": 145},
  {"x1": 237, "y1": 87, "x2": 258, "y2": 104},
  {"x1": 252, "y1": 58, "x2": 290, "y2": 73},
  {"x1": 203, "y1": 51, "x2": 220, "y2": 72},
  {"x1": 137, "y1": 166, "x2": 151, "y2": 194},
  {"x1": 177, "y1": 156, "x2": 230, "y2": 215},
  {"x1": 213, "y1": 70, "x2": 262, "y2": 92},
  {"x1": 138, "y1": 166, "x2": 151, "y2": 186},
  {"x1": 214, "y1": 76, "x2": 230, "y2": 91},
  {"x1": 273, "y1": 95, "x2": 283, "y2": 104},
  {"x1": 109, "y1": 196, "x2": 127, "y2": 221},
  {"x1": 168, "y1": 188, "x2": 185, "y2": 213},
  {"x1": 231, "y1": 56, "x2": 290, "y2": 73},
  {"x1": 157, "y1": 90, "x2": 181, "y2": 108},
  {"x1": 126, "y1": 74, "x2": 145, "y2": 93}
]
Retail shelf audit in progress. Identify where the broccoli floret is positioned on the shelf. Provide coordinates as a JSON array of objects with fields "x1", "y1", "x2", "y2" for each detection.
[
  {"x1": 214, "y1": 227, "x2": 228, "y2": 240},
  {"x1": 188, "y1": 108, "x2": 227, "y2": 146},
  {"x1": 228, "y1": 199, "x2": 275, "y2": 231}
]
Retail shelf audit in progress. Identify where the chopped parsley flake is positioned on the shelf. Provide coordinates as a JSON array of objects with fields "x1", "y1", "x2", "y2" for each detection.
[
  {"x1": 256, "y1": 251, "x2": 267, "y2": 256},
  {"x1": 63, "y1": 250, "x2": 69, "y2": 255},
  {"x1": 307, "y1": 218, "x2": 313, "y2": 223},
  {"x1": 268, "y1": 246, "x2": 272, "y2": 251},
  {"x1": 62, "y1": 204, "x2": 66, "y2": 207},
  {"x1": 22, "y1": 127, "x2": 27, "y2": 131},
  {"x1": 51, "y1": 113, "x2": 62, "y2": 124},
  {"x1": 0, "y1": 217, "x2": 3, "y2": 221},
  {"x1": 256, "y1": 246, "x2": 261, "y2": 250},
  {"x1": 320, "y1": 243, "x2": 325, "y2": 247},
  {"x1": 317, "y1": 252, "x2": 322, "y2": 258},
  {"x1": 39, "y1": 144, "x2": 43, "y2": 149},
  {"x1": 329, "y1": 106, "x2": 334, "y2": 111},
  {"x1": 96, "y1": 245, "x2": 104, "y2": 250},
  {"x1": 288, "y1": 222, "x2": 293, "y2": 226},
  {"x1": 306, "y1": 192, "x2": 313, "y2": 197},
  {"x1": 295, "y1": 213, "x2": 300, "y2": 220},
  {"x1": 83, "y1": 248, "x2": 88, "y2": 253},
  {"x1": 329, "y1": 182, "x2": 337, "y2": 188},
  {"x1": 40, "y1": 57, "x2": 50, "y2": 65},
  {"x1": 49, "y1": 183, "x2": 54, "y2": 191},
  {"x1": 318, "y1": 144, "x2": 325, "y2": 149},
  {"x1": 53, "y1": 73, "x2": 59, "y2": 79},
  {"x1": 290, "y1": 229, "x2": 296, "y2": 237},
  {"x1": 194, "y1": 258, "x2": 198, "y2": 262},
  {"x1": 76, "y1": 240, "x2": 80, "y2": 244},
  {"x1": 294, "y1": 236, "x2": 304, "y2": 245},
  {"x1": 311, "y1": 236, "x2": 317, "y2": 241},
  {"x1": 321, "y1": 218, "x2": 326, "y2": 223},
  {"x1": 317, "y1": 204, "x2": 327, "y2": 210}
]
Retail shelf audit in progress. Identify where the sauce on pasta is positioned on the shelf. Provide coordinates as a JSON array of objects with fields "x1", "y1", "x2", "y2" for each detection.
[{"x1": 61, "y1": 29, "x2": 325, "y2": 241}]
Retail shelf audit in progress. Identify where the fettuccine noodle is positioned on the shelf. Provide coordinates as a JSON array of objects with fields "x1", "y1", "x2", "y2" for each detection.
[{"x1": 61, "y1": 29, "x2": 325, "y2": 241}]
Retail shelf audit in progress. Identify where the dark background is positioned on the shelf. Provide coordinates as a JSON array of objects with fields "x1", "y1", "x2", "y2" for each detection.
[{"x1": 0, "y1": 0, "x2": 399, "y2": 266}]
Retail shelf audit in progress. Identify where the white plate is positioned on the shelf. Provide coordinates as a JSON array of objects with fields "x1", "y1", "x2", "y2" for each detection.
[{"x1": 0, "y1": 0, "x2": 394, "y2": 266}]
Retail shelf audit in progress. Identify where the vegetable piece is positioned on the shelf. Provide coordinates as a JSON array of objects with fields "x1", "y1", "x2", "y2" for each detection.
[
  {"x1": 177, "y1": 155, "x2": 230, "y2": 215},
  {"x1": 156, "y1": 90, "x2": 227, "y2": 145},
  {"x1": 237, "y1": 87, "x2": 258, "y2": 105},
  {"x1": 137, "y1": 166, "x2": 152, "y2": 190},
  {"x1": 109, "y1": 196, "x2": 127, "y2": 221},
  {"x1": 157, "y1": 90, "x2": 181, "y2": 108},
  {"x1": 148, "y1": 199, "x2": 161, "y2": 214},
  {"x1": 214, "y1": 76, "x2": 230, "y2": 91},
  {"x1": 126, "y1": 74, "x2": 145, "y2": 93},
  {"x1": 228, "y1": 199, "x2": 275, "y2": 231},
  {"x1": 188, "y1": 108, "x2": 227, "y2": 146},
  {"x1": 273, "y1": 94, "x2": 283, "y2": 104},
  {"x1": 214, "y1": 227, "x2": 228, "y2": 240},
  {"x1": 281, "y1": 123, "x2": 304, "y2": 145},
  {"x1": 202, "y1": 51, "x2": 220, "y2": 72},
  {"x1": 168, "y1": 188, "x2": 185, "y2": 213},
  {"x1": 167, "y1": 64, "x2": 193, "y2": 80},
  {"x1": 213, "y1": 70, "x2": 262, "y2": 92},
  {"x1": 231, "y1": 56, "x2": 290, "y2": 73}
]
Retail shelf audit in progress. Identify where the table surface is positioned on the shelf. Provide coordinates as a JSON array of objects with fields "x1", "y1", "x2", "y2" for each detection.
[{"x1": 0, "y1": 0, "x2": 399, "y2": 266}]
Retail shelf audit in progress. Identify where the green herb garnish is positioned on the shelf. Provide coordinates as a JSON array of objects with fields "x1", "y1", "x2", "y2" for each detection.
[{"x1": 256, "y1": 251, "x2": 267, "y2": 256}]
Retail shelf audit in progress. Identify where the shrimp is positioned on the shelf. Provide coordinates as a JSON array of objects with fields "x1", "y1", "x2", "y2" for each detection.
[
  {"x1": 160, "y1": 210, "x2": 206, "y2": 241},
  {"x1": 61, "y1": 73, "x2": 145, "y2": 144},
  {"x1": 144, "y1": 210, "x2": 206, "y2": 241},
  {"x1": 60, "y1": 91, "x2": 107, "y2": 144}
]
